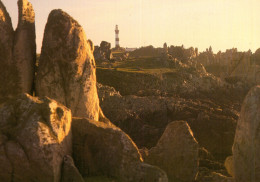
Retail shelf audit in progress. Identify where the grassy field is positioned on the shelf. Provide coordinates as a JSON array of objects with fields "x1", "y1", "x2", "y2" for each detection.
[{"x1": 97, "y1": 56, "x2": 177, "y2": 75}]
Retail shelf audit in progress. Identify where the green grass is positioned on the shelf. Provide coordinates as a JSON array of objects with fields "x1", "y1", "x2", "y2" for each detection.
[{"x1": 97, "y1": 57, "x2": 177, "y2": 75}]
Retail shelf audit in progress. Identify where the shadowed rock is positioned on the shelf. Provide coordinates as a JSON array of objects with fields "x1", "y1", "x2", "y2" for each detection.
[
  {"x1": 61, "y1": 155, "x2": 84, "y2": 182},
  {"x1": 0, "y1": 1, "x2": 13, "y2": 62},
  {"x1": 72, "y1": 117, "x2": 168, "y2": 182},
  {"x1": 36, "y1": 9, "x2": 100, "y2": 120},
  {"x1": 13, "y1": 0, "x2": 36, "y2": 94},
  {"x1": 0, "y1": 0, "x2": 19, "y2": 103},
  {"x1": 0, "y1": 0, "x2": 36, "y2": 103},
  {"x1": 0, "y1": 94, "x2": 72, "y2": 182},
  {"x1": 233, "y1": 85, "x2": 260, "y2": 182},
  {"x1": 146, "y1": 121, "x2": 199, "y2": 182}
]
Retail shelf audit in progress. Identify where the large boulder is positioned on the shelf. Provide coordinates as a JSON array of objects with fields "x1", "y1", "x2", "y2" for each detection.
[
  {"x1": 0, "y1": 94, "x2": 72, "y2": 182},
  {"x1": 145, "y1": 121, "x2": 199, "y2": 182},
  {"x1": 0, "y1": 1, "x2": 19, "y2": 103},
  {"x1": 13, "y1": 0, "x2": 36, "y2": 94},
  {"x1": 232, "y1": 85, "x2": 260, "y2": 182},
  {"x1": 0, "y1": 0, "x2": 36, "y2": 103},
  {"x1": 72, "y1": 117, "x2": 168, "y2": 182},
  {"x1": 0, "y1": 1, "x2": 13, "y2": 63},
  {"x1": 36, "y1": 9, "x2": 100, "y2": 120}
]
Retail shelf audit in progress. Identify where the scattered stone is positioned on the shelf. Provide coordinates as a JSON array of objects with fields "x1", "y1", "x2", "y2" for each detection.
[
  {"x1": 146, "y1": 121, "x2": 199, "y2": 182},
  {"x1": 97, "y1": 83, "x2": 238, "y2": 158},
  {"x1": 232, "y1": 85, "x2": 260, "y2": 182},
  {"x1": 72, "y1": 117, "x2": 168, "y2": 182},
  {"x1": 36, "y1": 9, "x2": 100, "y2": 120},
  {"x1": 0, "y1": 94, "x2": 72, "y2": 182}
]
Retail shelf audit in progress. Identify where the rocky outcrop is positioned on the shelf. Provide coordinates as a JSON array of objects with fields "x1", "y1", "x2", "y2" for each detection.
[
  {"x1": 97, "y1": 58, "x2": 224, "y2": 97},
  {"x1": 36, "y1": 9, "x2": 100, "y2": 120},
  {"x1": 232, "y1": 85, "x2": 260, "y2": 182},
  {"x1": 0, "y1": 94, "x2": 72, "y2": 182},
  {"x1": 0, "y1": 1, "x2": 13, "y2": 64},
  {"x1": 0, "y1": 0, "x2": 36, "y2": 103},
  {"x1": 0, "y1": 1, "x2": 19, "y2": 103},
  {"x1": 61, "y1": 155, "x2": 84, "y2": 182},
  {"x1": 97, "y1": 83, "x2": 238, "y2": 158},
  {"x1": 13, "y1": 0, "x2": 36, "y2": 94},
  {"x1": 94, "y1": 41, "x2": 112, "y2": 62},
  {"x1": 72, "y1": 117, "x2": 168, "y2": 182},
  {"x1": 145, "y1": 121, "x2": 199, "y2": 182}
]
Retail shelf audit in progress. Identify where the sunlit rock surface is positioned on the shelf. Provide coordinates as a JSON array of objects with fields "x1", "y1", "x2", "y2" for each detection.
[
  {"x1": 233, "y1": 85, "x2": 260, "y2": 182},
  {"x1": 145, "y1": 121, "x2": 199, "y2": 182},
  {"x1": 36, "y1": 9, "x2": 100, "y2": 120},
  {"x1": 0, "y1": 94, "x2": 72, "y2": 182}
]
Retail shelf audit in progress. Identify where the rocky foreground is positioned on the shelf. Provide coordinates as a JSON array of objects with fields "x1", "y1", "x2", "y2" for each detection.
[{"x1": 0, "y1": 0, "x2": 260, "y2": 182}]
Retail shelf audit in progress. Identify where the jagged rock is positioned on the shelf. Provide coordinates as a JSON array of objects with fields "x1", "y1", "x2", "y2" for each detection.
[
  {"x1": 0, "y1": 1, "x2": 13, "y2": 62},
  {"x1": 0, "y1": 0, "x2": 36, "y2": 103},
  {"x1": 72, "y1": 117, "x2": 168, "y2": 182},
  {"x1": 0, "y1": 1, "x2": 20, "y2": 103},
  {"x1": 232, "y1": 85, "x2": 260, "y2": 182},
  {"x1": 36, "y1": 9, "x2": 100, "y2": 120},
  {"x1": 97, "y1": 83, "x2": 238, "y2": 158},
  {"x1": 224, "y1": 156, "x2": 234, "y2": 177},
  {"x1": 13, "y1": 0, "x2": 36, "y2": 94},
  {"x1": 0, "y1": 94, "x2": 72, "y2": 182},
  {"x1": 145, "y1": 121, "x2": 199, "y2": 182},
  {"x1": 61, "y1": 155, "x2": 84, "y2": 182}
]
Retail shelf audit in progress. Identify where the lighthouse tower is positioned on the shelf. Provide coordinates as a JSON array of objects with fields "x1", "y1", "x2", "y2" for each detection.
[{"x1": 115, "y1": 25, "x2": 120, "y2": 48}]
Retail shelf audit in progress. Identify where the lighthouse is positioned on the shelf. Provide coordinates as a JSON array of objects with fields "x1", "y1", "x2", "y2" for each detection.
[{"x1": 115, "y1": 25, "x2": 120, "y2": 48}]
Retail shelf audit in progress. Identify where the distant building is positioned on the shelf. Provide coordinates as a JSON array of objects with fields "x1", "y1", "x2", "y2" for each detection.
[{"x1": 115, "y1": 25, "x2": 120, "y2": 48}]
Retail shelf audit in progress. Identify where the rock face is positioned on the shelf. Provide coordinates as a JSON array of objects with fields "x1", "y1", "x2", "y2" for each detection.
[
  {"x1": 0, "y1": 0, "x2": 36, "y2": 103},
  {"x1": 232, "y1": 85, "x2": 260, "y2": 182},
  {"x1": 94, "y1": 41, "x2": 112, "y2": 62},
  {"x1": 13, "y1": 0, "x2": 36, "y2": 94},
  {"x1": 61, "y1": 155, "x2": 84, "y2": 182},
  {"x1": 36, "y1": 9, "x2": 100, "y2": 120},
  {"x1": 146, "y1": 121, "x2": 199, "y2": 182},
  {"x1": 0, "y1": 1, "x2": 13, "y2": 63},
  {"x1": 0, "y1": 94, "x2": 72, "y2": 182},
  {"x1": 0, "y1": 1, "x2": 19, "y2": 103},
  {"x1": 72, "y1": 117, "x2": 168, "y2": 182},
  {"x1": 97, "y1": 83, "x2": 238, "y2": 158}
]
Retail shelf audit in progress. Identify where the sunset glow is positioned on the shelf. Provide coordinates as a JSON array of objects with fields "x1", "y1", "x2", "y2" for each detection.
[{"x1": 2, "y1": 0, "x2": 260, "y2": 53}]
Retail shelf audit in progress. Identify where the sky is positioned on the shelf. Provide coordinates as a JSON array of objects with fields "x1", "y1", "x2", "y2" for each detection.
[{"x1": 2, "y1": 0, "x2": 260, "y2": 53}]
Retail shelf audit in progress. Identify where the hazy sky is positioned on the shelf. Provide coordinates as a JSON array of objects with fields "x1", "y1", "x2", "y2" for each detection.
[{"x1": 2, "y1": 0, "x2": 260, "y2": 53}]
